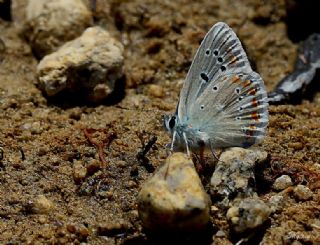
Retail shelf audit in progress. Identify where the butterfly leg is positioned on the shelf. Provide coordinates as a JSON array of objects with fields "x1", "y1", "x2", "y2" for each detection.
[
  {"x1": 183, "y1": 132, "x2": 190, "y2": 156},
  {"x1": 193, "y1": 144, "x2": 205, "y2": 173},
  {"x1": 209, "y1": 140, "x2": 220, "y2": 162},
  {"x1": 199, "y1": 143, "x2": 205, "y2": 165},
  {"x1": 170, "y1": 131, "x2": 177, "y2": 151}
]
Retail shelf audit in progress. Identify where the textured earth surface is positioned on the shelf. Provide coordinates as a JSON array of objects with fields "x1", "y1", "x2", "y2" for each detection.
[{"x1": 0, "y1": 0, "x2": 319, "y2": 244}]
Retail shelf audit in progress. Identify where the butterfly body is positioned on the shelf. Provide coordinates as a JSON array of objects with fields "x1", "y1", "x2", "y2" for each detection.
[
  {"x1": 164, "y1": 22, "x2": 268, "y2": 155},
  {"x1": 164, "y1": 115, "x2": 210, "y2": 152}
]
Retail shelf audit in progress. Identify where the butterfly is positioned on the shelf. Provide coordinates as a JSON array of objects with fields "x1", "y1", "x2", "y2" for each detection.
[{"x1": 163, "y1": 22, "x2": 269, "y2": 156}]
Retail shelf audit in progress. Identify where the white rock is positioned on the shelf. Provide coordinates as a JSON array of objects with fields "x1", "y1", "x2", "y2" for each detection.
[
  {"x1": 268, "y1": 194, "x2": 285, "y2": 213},
  {"x1": 23, "y1": 0, "x2": 93, "y2": 57},
  {"x1": 37, "y1": 26, "x2": 124, "y2": 102},
  {"x1": 210, "y1": 147, "x2": 268, "y2": 206},
  {"x1": 272, "y1": 175, "x2": 293, "y2": 190},
  {"x1": 137, "y1": 153, "x2": 211, "y2": 231},
  {"x1": 226, "y1": 197, "x2": 271, "y2": 233},
  {"x1": 293, "y1": 184, "x2": 313, "y2": 200}
]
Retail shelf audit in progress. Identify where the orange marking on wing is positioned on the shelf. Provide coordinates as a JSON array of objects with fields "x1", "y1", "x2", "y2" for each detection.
[
  {"x1": 248, "y1": 88, "x2": 257, "y2": 95},
  {"x1": 243, "y1": 80, "x2": 251, "y2": 87},
  {"x1": 251, "y1": 112, "x2": 260, "y2": 121},
  {"x1": 230, "y1": 56, "x2": 237, "y2": 64},
  {"x1": 246, "y1": 124, "x2": 257, "y2": 137},
  {"x1": 232, "y1": 75, "x2": 240, "y2": 83},
  {"x1": 251, "y1": 98, "x2": 258, "y2": 107}
]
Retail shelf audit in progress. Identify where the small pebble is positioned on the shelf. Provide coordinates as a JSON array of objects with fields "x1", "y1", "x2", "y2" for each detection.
[
  {"x1": 38, "y1": 215, "x2": 47, "y2": 224},
  {"x1": 137, "y1": 152, "x2": 211, "y2": 231},
  {"x1": 66, "y1": 224, "x2": 77, "y2": 234},
  {"x1": 148, "y1": 84, "x2": 164, "y2": 98},
  {"x1": 97, "y1": 220, "x2": 129, "y2": 236},
  {"x1": 86, "y1": 159, "x2": 101, "y2": 175},
  {"x1": 30, "y1": 195, "x2": 54, "y2": 214},
  {"x1": 116, "y1": 160, "x2": 127, "y2": 168},
  {"x1": 73, "y1": 161, "x2": 87, "y2": 183},
  {"x1": 313, "y1": 163, "x2": 320, "y2": 170},
  {"x1": 21, "y1": 121, "x2": 43, "y2": 134},
  {"x1": 293, "y1": 184, "x2": 313, "y2": 200},
  {"x1": 226, "y1": 197, "x2": 271, "y2": 233},
  {"x1": 288, "y1": 142, "x2": 304, "y2": 150},
  {"x1": 272, "y1": 175, "x2": 293, "y2": 191},
  {"x1": 126, "y1": 180, "x2": 137, "y2": 188},
  {"x1": 268, "y1": 194, "x2": 285, "y2": 213},
  {"x1": 215, "y1": 230, "x2": 226, "y2": 237},
  {"x1": 78, "y1": 225, "x2": 90, "y2": 238}
]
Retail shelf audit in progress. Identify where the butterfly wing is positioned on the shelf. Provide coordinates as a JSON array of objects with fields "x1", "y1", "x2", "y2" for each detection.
[
  {"x1": 188, "y1": 71, "x2": 268, "y2": 148},
  {"x1": 177, "y1": 22, "x2": 252, "y2": 122}
]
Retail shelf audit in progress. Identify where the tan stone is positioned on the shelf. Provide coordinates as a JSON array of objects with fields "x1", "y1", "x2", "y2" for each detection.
[
  {"x1": 137, "y1": 152, "x2": 211, "y2": 231},
  {"x1": 24, "y1": 0, "x2": 93, "y2": 58},
  {"x1": 37, "y1": 26, "x2": 124, "y2": 102}
]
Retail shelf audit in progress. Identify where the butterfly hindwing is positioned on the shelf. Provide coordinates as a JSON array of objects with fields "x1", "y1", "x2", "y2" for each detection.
[
  {"x1": 188, "y1": 71, "x2": 268, "y2": 148},
  {"x1": 178, "y1": 22, "x2": 252, "y2": 122}
]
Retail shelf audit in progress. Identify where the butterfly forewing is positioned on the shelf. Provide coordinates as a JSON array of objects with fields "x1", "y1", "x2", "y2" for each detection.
[{"x1": 178, "y1": 22, "x2": 252, "y2": 122}]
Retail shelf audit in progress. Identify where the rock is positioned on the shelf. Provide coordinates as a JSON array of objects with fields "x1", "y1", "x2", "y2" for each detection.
[
  {"x1": 97, "y1": 220, "x2": 130, "y2": 236},
  {"x1": 137, "y1": 152, "x2": 211, "y2": 231},
  {"x1": 272, "y1": 175, "x2": 293, "y2": 190},
  {"x1": 293, "y1": 184, "x2": 313, "y2": 200},
  {"x1": 78, "y1": 225, "x2": 90, "y2": 239},
  {"x1": 148, "y1": 84, "x2": 164, "y2": 98},
  {"x1": 29, "y1": 195, "x2": 54, "y2": 214},
  {"x1": 23, "y1": 0, "x2": 93, "y2": 58},
  {"x1": 73, "y1": 161, "x2": 87, "y2": 183},
  {"x1": 268, "y1": 194, "x2": 285, "y2": 213},
  {"x1": 66, "y1": 224, "x2": 77, "y2": 233},
  {"x1": 37, "y1": 26, "x2": 124, "y2": 103},
  {"x1": 226, "y1": 197, "x2": 271, "y2": 233},
  {"x1": 21, "y1": 121, "x2": 42, "y2": 134},
  {"x1": 210, "y1": 147, "x2": 268, "y2": 207}
]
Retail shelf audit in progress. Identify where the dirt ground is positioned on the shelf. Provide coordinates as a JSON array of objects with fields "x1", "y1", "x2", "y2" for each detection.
[{"x1": 0, "y1": 0, "x2": 319, "y2": 244}]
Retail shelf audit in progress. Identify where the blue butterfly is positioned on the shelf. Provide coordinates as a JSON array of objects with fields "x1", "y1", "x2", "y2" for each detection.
[{"x1": 164, "y1": 22, "x2": 269, "y2": 156}]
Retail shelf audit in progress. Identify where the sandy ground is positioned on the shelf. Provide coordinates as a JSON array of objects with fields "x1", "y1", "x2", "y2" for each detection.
[{"x1": 0, "y1": 0, "x2": 319, "y2": 244}]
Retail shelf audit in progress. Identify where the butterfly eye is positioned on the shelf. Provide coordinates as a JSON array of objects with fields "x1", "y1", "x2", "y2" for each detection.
[
  {"x1": 200, "y1": 105, "x2": 205, "y2": 110},
  {"x1": 213, "y1": 86, "x2": 218, "y2": 91},
  {"x1": 169, "y1": 116, "x2": 176, "y2": 129}
]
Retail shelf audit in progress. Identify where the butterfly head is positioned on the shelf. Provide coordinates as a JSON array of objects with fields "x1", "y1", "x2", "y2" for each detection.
[{"x1": 163, "y1": 114, "x2": 177, "y2": 135}]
